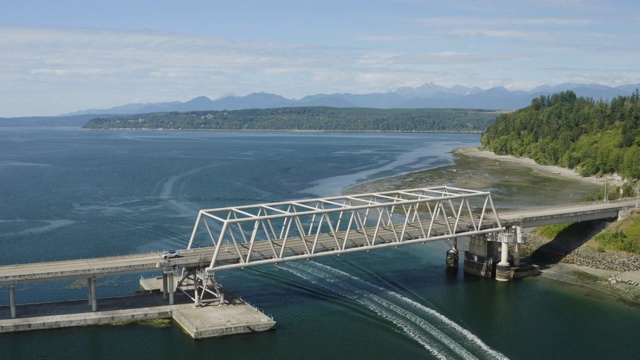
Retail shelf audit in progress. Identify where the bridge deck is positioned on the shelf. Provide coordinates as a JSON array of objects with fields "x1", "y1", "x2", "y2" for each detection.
[
  {"x1": 499, "y1": 199, "x2": 636, "y2": 228},
  {"x1": 0, "y1": 199, "x2": 634, "y2": 285},
  {"x1": 0, "y1": 217, "x2": 492, "y2": 284}
]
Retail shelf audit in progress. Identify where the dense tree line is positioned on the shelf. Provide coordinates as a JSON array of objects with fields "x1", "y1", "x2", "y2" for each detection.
[
  {"x1": 481, "y1": 90, "x2": 640, "y2": 181},
  {"x1": 83, "y1": 107, "x2": 499, "y2": 132}
]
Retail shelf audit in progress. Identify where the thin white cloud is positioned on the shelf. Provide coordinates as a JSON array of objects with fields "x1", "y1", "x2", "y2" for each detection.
[
  {"x1": 414, "y1": 16, "x2": 598, "y2": 28},
  {"x1": 1, "y1": 0, "x2": 640, "y2": 117}
]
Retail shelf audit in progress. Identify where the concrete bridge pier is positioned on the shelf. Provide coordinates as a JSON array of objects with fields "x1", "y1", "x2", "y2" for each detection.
[
  {"x1": 463, "y1": 234, "x2": 500, "y2": 278},
  {"x1": 513, "y1": 226, "x2": 522, "y2": 267},
  {"x1": 9, "y1": 284, "x2": 16, "y2": 318},
  {"x1": 495, "y1": 241, "x2": 511, "y2": 282},
  {"x1": 87, "y1": 277, "x2": 97, "y2": 312},
  {"x1": 495, "y1": 226, "x2": 538, "y2": 281},
  {"x1": 463, "y1": 227, "x2": 537, "y2": 281},
  {"x1": 446, "y1": 239, "x2": 459, "y2": 269},
  {"x1": 162, "y1": 272, "x2": 168, "y2": 299},
  {"x1": 164, "y1": 270, "x2": 176, "y2": 305}
]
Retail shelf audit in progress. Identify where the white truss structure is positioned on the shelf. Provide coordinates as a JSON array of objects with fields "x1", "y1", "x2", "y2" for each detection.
[{"x1": 187, "y1": 186, "x2": 504, "y2": 276}]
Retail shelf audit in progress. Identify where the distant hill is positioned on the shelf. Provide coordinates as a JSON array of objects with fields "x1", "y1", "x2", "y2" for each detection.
[
  {"x1": 67, "y1": 82, "x2": 640, "y2": 116},
  {"x1": 482, "y1": 90, "x2": 640, "y2": 180},
  {"x1": 4, "y1": 82, "x2": 639, "y2": 128},
  {"x1": 0, "y1": 114, "x2": 97, "y2": 127},
  {"x1": 83, "y1": 107, "x2": 501, "y2": 132}
]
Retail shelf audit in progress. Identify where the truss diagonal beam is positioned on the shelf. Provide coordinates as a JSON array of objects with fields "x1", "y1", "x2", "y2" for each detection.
[{"x1": 187, "y1": 186, "x2": 504, "y2": 273}]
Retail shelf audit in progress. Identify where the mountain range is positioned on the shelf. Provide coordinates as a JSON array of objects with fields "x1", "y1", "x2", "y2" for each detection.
[{"x1": 67, "y1": 83, "x2": 640, "y2": 116}]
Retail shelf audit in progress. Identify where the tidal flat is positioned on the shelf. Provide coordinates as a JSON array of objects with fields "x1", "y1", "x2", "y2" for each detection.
[{"x1": 346, "y1": 146, "x2": 600, "y2": 209}]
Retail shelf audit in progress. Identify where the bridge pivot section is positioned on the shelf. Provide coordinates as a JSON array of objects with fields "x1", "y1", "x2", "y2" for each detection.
[
  {"x1": 186, "y1": 186, "x2": 505, "y2": 279},
  {"x1": 176, "y1": 267, "x2": 224, "y2": 306}
]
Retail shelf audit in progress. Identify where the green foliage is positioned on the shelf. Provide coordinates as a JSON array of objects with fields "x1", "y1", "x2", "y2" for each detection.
[
  {"x1": 589, "y1": 182, "x2": 638, "y2": 201},
  {"x1": 533, "y1": 221, "x2": 596, "y2": 245},
  {"x1": 594, "y1": 212, "x2": 640, "y2": 254},
  {"x1": 481, "y1": 90, "x2": 640, "y2": 181},
  {"x1": 83, "y1": 107, "x2": 500, "y2": 132},
  {"x1": 594, "y1": 230, "x2": 637, "y2": 253},
  {"x1": 535, "y1": 222, "x2": 574, "y2": 239}
]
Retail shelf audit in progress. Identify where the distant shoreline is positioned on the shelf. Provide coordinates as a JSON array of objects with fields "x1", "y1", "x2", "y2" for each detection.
[{"x1": 80, "y1": 128, "x2": 483, "y2": 134}]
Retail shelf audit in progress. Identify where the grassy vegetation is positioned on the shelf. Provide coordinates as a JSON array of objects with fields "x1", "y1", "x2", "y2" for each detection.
[
  {"x1": 535, "y1": 223, "x2": 574, "y2": 240},
  {"x1": 533, "y1": 209, "x2": 640, "y2": 255},
  {"x1": 533, "y1": 222, "x2": 594, "y2": 244},
  {"x1": 594, "y1": 210, "x2": 640, "y2": 254}
]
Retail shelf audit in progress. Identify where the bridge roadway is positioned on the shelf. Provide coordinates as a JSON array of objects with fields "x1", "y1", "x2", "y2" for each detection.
[
  {"x1": 0, "y1": 199, "x2": 635, "y2": 286},
  {"x1": 0, "y1": 216, "x2": 490, "y2": 285},
  {"x1": 499, "y1": 198, "x2": 637, "y2": 228}
]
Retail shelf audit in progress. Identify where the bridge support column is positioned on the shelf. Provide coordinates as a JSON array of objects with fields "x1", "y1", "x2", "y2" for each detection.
[
  {"x1": 9, "y1": 284, "x2": 16, "y2": 318},
  {"x1": 446, "y1": 239, "x2": 458, "y2": 269},
  {"x1": 162, "y1": 272, "x2": 168, "y2": 299},
  {"x1": 87, "y1": 278, "x2": 92, "y2": 305},
  {"x1": 166, "y1": 271, "x2": 175, "y2": 305},
  {"x1": 513, "y1": 226, "x2": 522, "y2": 267},
  {"x1": 89, "y1": 277, "x2": 97, "y2": 312},
  {"x1": 495, "y1": 242, "x2": 511, "y2": 282}
]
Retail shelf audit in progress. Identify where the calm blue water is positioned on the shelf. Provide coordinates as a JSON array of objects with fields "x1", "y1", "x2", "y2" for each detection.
[{"x1": 0, "y1": 129, "x2": 638, "y2": 359}]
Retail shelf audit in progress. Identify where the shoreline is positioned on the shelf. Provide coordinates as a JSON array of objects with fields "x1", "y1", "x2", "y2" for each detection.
[
  {"x1": 348, "y1": 146, "x2": 640, "y2": 306},
  {"x1": 456, "y1": 148, "x2": 639, "y2": 306},
  {"x1": 454, "y1": 146, "x2": 623, "y2": 187}
]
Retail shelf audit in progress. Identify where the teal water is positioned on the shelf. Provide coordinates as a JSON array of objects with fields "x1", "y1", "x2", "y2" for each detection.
[{"x1": 0, "y1": 129, "x2": 638, "y2": 359}]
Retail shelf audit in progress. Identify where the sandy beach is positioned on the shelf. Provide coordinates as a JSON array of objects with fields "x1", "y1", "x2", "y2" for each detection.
[{"x1": 455, "y1": 146, "x2": 623, "y2": 187}]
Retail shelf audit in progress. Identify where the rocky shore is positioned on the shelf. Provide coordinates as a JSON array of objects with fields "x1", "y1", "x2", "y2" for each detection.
[
  {"x1": 521, "y1": 232, "x2": 640, "y2": 273},
  {"x1": 518, "y1": 227, "x2": 640, "y2": 304}
]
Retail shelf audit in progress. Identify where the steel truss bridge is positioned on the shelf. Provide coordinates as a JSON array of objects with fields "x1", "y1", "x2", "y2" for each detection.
[
  {"x1": 179, "y1": 186, "x2": 504, "y2": 305},
  {"x1": 1, "y1": 186, "x2": 635, "y2": 313}
]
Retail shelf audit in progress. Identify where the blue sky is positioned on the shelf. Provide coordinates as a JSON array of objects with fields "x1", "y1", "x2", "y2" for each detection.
[{"x1": 1, "y1": 0, "x2": 639, "y2": 117}]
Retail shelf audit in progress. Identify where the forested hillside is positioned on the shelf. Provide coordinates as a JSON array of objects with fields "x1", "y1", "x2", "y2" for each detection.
[
  {"x1": 481, "y1": 90, "x2": 640, "y2": 180},
  {"x1": 82, "y1": 107, "x2": 499, "y2": 132}
]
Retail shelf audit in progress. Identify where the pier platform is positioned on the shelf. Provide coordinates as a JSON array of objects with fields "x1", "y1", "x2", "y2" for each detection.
[{"x1": 0, "y1": 278, "x2": 275, "y2": 339}]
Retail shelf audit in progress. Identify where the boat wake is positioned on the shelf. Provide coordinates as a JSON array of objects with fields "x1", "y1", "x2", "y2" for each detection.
[{"x1": 281, "y1": 261, "x2": 508, "y2": 360}]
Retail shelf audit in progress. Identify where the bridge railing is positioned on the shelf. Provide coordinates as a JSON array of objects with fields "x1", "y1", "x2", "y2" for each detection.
[{"x1": 186, "y1": 186, "x2": 504, "y2": 272}]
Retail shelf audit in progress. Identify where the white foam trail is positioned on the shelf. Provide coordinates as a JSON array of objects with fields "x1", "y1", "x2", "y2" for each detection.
[
  {"x1": 0, "y1": 161, "x2": 51, "y2": 168},
  {"x1": 0, "y1": 219, "x2": 75, "y2": 237},
  {"x1": 296, "y1": 263, "x2": 477, "y2": 360},
  {"x1": 281, "y1": 265, "x2": 450, "y2": 359},
  {"x1": 311, "y1": 262, "x2": 509, "y2": 360}
]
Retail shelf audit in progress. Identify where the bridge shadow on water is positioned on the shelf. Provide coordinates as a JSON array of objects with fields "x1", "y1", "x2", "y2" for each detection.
[{"x1": 527, "y1": 219, "x2": 608, "y2": 266}]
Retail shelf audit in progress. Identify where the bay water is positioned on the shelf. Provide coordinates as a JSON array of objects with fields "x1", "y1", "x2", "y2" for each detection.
[{"x1": 0, "y1": 129, "x2": 638, "y2": 359}]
